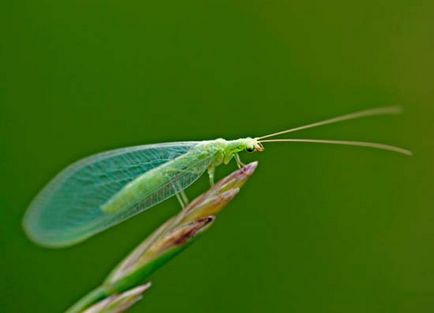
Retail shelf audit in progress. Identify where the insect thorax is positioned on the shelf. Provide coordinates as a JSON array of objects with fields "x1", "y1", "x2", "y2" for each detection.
[{"x1": 197, "y1": 138, "x2": 256, "y2": 167}]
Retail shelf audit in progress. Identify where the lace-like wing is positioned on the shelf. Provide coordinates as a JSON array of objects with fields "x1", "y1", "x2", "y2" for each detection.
[{"x1": 23, "y1": 142, "x2": 210, "y2": 247}]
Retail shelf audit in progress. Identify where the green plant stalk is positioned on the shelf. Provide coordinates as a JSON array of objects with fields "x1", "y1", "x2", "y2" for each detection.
[
  {"x1": 82, "y1": 284, "x2": 151, "y2": 313},
  {"x1": 66, "y1": 286, "x2": 109, "y2": 313},
  {"x1": 65, "y1": 222, "x2": 211, "y2": 313},
  {"x1": 65, "y1": 162, "x2": 258, "y2": 313},
  {"x1": 107, "y1": 218, "x2": 213, "y2": 293}
]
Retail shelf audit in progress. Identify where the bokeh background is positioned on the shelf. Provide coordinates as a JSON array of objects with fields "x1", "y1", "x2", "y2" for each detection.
[{"x1": 1, "y1": 1, "x2": 434, "y2": 312}]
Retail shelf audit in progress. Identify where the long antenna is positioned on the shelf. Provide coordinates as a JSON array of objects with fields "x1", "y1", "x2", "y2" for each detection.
[
  {"x1": 257, "y1": 106, "x2": 401, "y2": 140},
  {"x1": 260, "y1": 138, "x2": 412, "y2": 155}
]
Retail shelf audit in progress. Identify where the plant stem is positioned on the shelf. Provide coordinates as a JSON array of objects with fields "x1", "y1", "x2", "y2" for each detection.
[{"x1": 65, "y1": 286, "x2": 108, "y2": 313}]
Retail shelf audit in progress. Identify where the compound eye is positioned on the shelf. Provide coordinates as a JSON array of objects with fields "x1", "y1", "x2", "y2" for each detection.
[{"x1": 246, "y1": 146, "x2": 255, "y2": 153}]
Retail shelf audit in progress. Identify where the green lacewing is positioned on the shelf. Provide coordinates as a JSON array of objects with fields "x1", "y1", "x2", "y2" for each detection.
[{"x1": 23, "y1": 107, "x2": 411, "y2": 247}]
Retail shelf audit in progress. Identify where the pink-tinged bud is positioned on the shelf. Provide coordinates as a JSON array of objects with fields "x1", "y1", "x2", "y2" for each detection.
[
  {"x1": 105, "y1": 162, "x2": 257, "y2": 290},
  {"x1": 83, "y1": 283, "x2": 151, "y2": 313},
  {"x1": 67, "y1": 163, "x2": 258, "y2": 313}
]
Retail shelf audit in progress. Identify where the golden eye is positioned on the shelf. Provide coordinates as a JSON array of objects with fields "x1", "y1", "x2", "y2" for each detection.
[{"x1": 246, "y1": 146, "x2": 255, "y2": 153}]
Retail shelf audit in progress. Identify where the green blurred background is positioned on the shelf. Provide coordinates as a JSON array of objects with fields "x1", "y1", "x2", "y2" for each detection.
[{"x1": 1, "y1": 0, "x2": 434, "y2": 312}]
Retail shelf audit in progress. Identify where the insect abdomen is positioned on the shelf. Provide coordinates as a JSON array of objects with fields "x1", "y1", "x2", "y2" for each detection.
[
  {"x1": 101, "y1": 144, "x2": 215, "y2": 214},
  {"x1": 101, "y1": 166, "x2": 168, "y2": 213}
]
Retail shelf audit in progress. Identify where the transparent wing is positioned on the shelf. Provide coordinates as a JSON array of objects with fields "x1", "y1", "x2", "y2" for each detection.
[{"x1": 23, "y1": 142, "x2": 211, "y2": 247}]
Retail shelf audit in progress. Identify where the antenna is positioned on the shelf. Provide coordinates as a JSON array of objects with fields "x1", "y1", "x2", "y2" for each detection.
[
  {"x1": 259, "y1": 138, "x2": 412, "y2": 155},
  {"x1": 258, "y1": 106, "x2": 401, "y2": 140}
]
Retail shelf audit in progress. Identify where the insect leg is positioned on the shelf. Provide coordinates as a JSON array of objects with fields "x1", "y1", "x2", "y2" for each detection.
[
  {"x1": 179, "y1": 190, "x2": 189, "y2": 206},
  {"x1": 174, "y1": 190, "x2": 189, "y2": 208},
  {"x1": 171, "y1": 180, "x2": 189, "y2": 208},
  {"x1": 235, "y1": 154, "x2": 245, "y2": 168},
  {"x1": 175, "y1": 193, "x2": 185, "y2": 208},
  {"x1": 165, "y1": 169, "x2": 189, "y2": 209},
  {"x1": 207, "y1": 166, "x2": 215, "y2": 186}
]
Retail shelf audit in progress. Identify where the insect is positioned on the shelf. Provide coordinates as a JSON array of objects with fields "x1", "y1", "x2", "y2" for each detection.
[{"x1": 23, "y1": 107, "x2": 411, "y2": 247}]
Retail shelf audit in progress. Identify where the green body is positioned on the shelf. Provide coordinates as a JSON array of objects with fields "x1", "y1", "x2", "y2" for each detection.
[
  {"x1": 102, "y1": 138, "x2": 257, "y2": 214},
  {"x1": 24, "y1": 105, "x2": 404, "y2": 248},
  {"x1": 23, "y1": 136, "x2": 261, "y2": 247}
]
